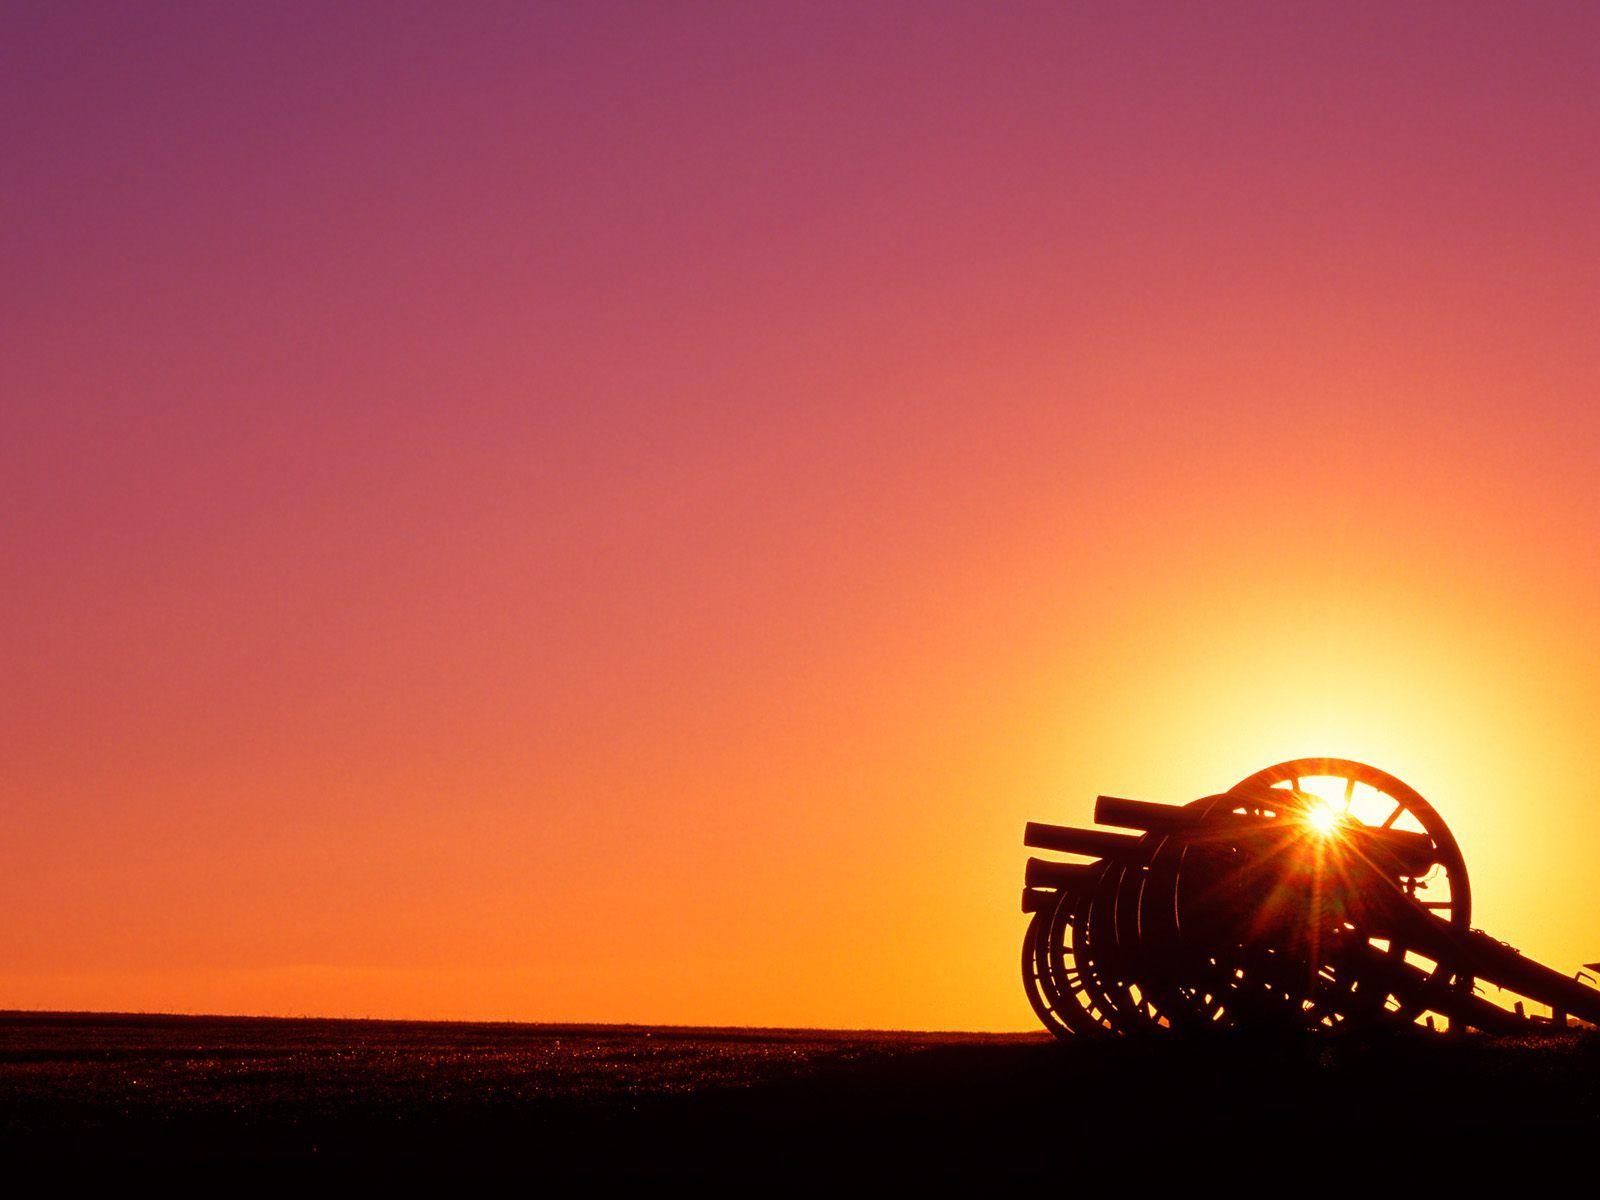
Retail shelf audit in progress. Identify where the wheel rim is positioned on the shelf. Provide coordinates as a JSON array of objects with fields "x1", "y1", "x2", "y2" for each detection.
[{"x1": 1229, "y1": 758, "x2": 1473, "y2": 1031}]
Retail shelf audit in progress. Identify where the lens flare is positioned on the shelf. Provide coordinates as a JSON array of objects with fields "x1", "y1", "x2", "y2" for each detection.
[{"x1": 1305, "y1": 800, "x2": 1343, "y2": 837}]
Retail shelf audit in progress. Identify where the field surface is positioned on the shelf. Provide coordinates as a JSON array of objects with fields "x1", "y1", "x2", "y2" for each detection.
[{"x1": 3, "y1": 1011, "x2": 1597, "y2": 1179}]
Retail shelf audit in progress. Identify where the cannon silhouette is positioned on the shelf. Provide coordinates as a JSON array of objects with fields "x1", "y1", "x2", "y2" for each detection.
[{"x1": 1021, "y1": 758, "x2": 1600, "y2": 1036}]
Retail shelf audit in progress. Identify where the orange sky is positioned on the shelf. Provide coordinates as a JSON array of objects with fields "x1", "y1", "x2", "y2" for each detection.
[{"x1": 5, "y1": 3, "x2": 1600, "y2": 1029}]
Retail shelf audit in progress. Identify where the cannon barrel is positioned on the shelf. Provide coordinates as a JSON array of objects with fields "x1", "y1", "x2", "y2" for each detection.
[
  {"x1": 1342, "y1": 825, "x2": 1439, "y2": 877},
  {"x1": 1023, "y1": 821, "x2": 1141, "y2": 860},
  {"x1": 1021, "y1": 888, "x2": 1055, "y2": 913},
  {"x1": 1021, "y1": 858, "x2": 1098, "y2": 913},
  {"x1": 1094, "y1": 795, "x2": 1187, "y2": 831},
  {"x1": 1093, "y1": 793, "x2": 1438, "y2": 875},
  {"x1": 1024, "y1": 857, "x2": 1098, "y2": 893}
]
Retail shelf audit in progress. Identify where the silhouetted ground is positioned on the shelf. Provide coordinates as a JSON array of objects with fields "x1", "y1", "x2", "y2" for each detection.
[{"x1": 3, "y1": 1010, "x2": 1597, "y2": 1181}]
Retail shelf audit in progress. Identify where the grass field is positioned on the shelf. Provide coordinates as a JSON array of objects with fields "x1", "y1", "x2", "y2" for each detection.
[{"x1": 3, "y1": 1010, "x2": 1597, "y2": 1178}]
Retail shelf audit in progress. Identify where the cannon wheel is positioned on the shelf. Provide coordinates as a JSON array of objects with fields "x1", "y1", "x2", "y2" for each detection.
[
  {"x1": 1232, "y1": 758, "x2": 1473, "y2": 1032},
  {"x1": 1134, "y1": 793, "x2": 1256, "y2": 1034},
  {"x1": 1078, "y1": 857, "x2": 1171, "y2": 1034},
  {"x1": 1021, "y1": 883, "x2": 1119, "y2": 1038},
  {"x1": 1020, "y1": 899, "x2": 1078, "y2": 1040}
]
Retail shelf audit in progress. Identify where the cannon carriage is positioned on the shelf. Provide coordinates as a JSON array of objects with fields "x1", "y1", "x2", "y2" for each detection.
[{"x1": 1021, "y1": 758, "x2": 1600, "y2": 1037}]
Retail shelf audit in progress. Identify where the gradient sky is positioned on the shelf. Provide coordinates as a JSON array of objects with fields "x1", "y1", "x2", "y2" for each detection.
[{"x1": 5, "y1": 2, "x2": 1600, "y2": 1029}]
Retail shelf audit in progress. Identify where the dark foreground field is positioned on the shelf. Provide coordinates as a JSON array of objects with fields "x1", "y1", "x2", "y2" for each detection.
[{"x1": 3, "y1": 1011, "x2": 1597, "y2": 1180}]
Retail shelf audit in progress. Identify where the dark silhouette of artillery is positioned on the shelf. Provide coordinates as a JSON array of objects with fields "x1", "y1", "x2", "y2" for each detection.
[{"x1": 1022, "y1": 758, "x2": 1600, "y2": 1036}]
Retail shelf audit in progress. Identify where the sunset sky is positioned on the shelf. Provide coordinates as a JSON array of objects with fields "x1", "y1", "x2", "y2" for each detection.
[{"x1": 6, "y1": 3, "x2": 1600, "y2": 1029}]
